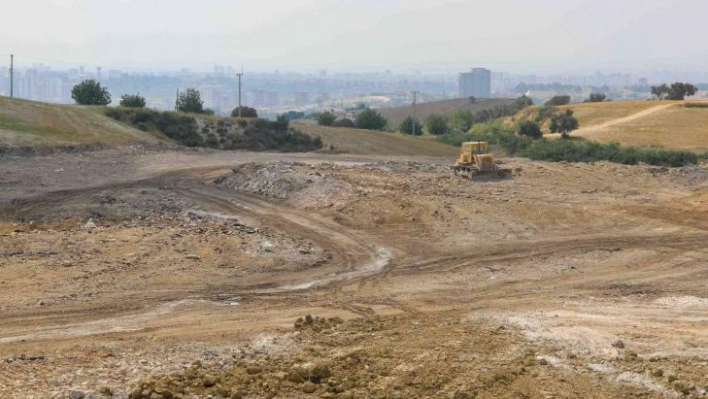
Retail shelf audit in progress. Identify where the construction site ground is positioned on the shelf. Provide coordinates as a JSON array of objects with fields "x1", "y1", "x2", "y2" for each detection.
[{"x1": 1, "y1": 147, "x2": 707, "y2": 398}]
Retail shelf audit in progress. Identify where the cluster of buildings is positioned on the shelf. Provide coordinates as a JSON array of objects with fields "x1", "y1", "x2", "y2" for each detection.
[{"x1": 0, "y1": 65, "x2": 124, "y2": 103}]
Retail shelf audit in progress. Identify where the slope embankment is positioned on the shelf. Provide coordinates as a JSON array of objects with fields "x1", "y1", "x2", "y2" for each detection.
[{"x1": 0, "y1": 96, "x2": 164, "y2": 148}]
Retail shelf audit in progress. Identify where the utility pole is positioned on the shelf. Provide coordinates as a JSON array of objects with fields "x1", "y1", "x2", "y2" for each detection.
[
  {"x1": 10, "y1": 54, "x2": 14, "y2": 98},
  {"x1": 175, "y1": 88, "x2": 180, "y2": 111},
  {"x1": 411, "y1": 90, "x2": 419, "y2": 135},
  {"x1": 236, "y1": 72, "x2": 243, "y2": 118}
]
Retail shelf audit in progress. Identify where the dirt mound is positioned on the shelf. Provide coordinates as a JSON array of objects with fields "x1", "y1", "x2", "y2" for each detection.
[
  {"x1": 215, "y1": 163, "x2": 351, "y2": 202},
  {"x1": 128, "y1": 314, "x2": 669, "y2": 399}
]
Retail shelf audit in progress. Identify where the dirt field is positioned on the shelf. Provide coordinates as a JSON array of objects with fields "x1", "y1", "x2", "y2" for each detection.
[{"x1": 1, "y1": 147, "x2": 707, "y2": 398}]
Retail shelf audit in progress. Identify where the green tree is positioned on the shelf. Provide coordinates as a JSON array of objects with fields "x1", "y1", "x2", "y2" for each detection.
[
  {"x1": 356, "y1": 109, "x2": 388, "y2": 131},
  {"x1": 651, "y1": 82, "x2": 697, "y2": 100},
  {"x1": 448, "y1": 109, "x2": 476, "y2": 133},
  {"x1": 317, "y1": 111, "x2": 336, "y2": 126},
  {"x1": 668, "y1": 82, "x2": 698, "y2": 100},
  {"x1": 177, "y1": 88, "x2": 204, "y2": 113},
  {"x1": 651, "y1": 84, "x2": 671, "y2": 100},
  {"x1": 399, "y1": 116, "x2": 423, "y2": 135},
  {"x1": 515, "y1": 95, "x2": 534, "y2": 109},
  {"x1": 71, "y1": 80, "x2": 111, "y2": 105},
  {"x1": 584, "y1": 93, "x2": 606, "y2": 103},
  {"x1": 549, "y1": 109, "x2": 579, "y2": 139},
  {"x1": 545, "y1": 95, "x2": 571, "y2": 106},
  {"x1": 517, "y1": 120, "x2": 543, "y2": 139},
  {"x1": 468, "y1": 96, "x2": 477, "y2": 104},
  {"x1": 231, "y1": 106, "x2": 258, "y2": 118},
  {"x1": 119, "y1": 94, "x2": 146, "y2": 108},
  {"x1": 425, "y1": 114, "x2": 449, "y2": 135}
]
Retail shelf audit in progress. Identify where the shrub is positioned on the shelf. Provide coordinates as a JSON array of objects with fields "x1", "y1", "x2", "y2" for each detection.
[
  {"x1": 72, "y1": 80, "x2": 111, "y2": 105},
  {"x1": 119, "y1": 94, "x2": 146, "y2": 108},
  {"x1": 584, "y1": 93, "x2": 606, "y2": 103},
  {"x1": 356, "y1": 109, "x2": 388, "y2": 131},
  {"x1": 399, "y1": 116, "x2": 423, "y2": 135},
  {"x1": 176, "y1": 88, "x2": 204, "y2": 114},
  {"x1": 231, "y1": 106, "x2": 258, "y2": 118},
  {"x1": 317, "y1": 111, "x2": 336, "y2": 126},
  {"x1": 425, "y1": 114, "x2": 448, "y2": 135},
  {"x1": 517, "y1": 120, "x2": 543, "y2": 139},
  {"x1": 545, "y1": 95, "x2": 571, "y2": 106}
]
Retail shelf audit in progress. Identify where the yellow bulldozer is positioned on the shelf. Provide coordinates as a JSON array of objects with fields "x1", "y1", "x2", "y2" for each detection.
[{"x1": 453, "y1": 141, "x2": 512, "y2": 179}]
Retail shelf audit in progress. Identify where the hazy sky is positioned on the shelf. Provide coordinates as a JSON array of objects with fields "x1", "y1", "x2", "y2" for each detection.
[{"x1": 2, "y1": 0, "x2": 707, "y2": 73}]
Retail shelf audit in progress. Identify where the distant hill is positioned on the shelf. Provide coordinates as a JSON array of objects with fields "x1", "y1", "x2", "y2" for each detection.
[
  {"x1": 292, "y1": 121, "x2": 457, "y2": 157},
  {"x1": 373, "y1": 98, "x2": 517, "y2": 126},
  {"x1": 0, "y1": 96, "x2": 163, "y2": 147}
]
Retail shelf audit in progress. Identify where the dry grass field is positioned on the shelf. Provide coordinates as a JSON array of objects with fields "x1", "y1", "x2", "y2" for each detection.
[
  {"x1": 559, "y1": 100, "x2": 676, "y2": 128},
  {"x1": 567, "y1": 102, "x2": 708, "y2": 152},
  {"x1": 292, "y1": 121, "x2": 458, "y2": 156},
  {"x1": 0, "y1": 97, "x2": 163, "y2": 147}
]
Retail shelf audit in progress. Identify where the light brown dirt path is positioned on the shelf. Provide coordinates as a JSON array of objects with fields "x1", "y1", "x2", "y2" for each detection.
[{"x1": 547, "y1": 103, "x2": 676, "y2": 139}]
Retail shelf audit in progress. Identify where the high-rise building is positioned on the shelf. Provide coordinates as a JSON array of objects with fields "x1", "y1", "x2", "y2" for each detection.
[{"x1": 459, "y1": 67, "x2": 491, "y2": 98}]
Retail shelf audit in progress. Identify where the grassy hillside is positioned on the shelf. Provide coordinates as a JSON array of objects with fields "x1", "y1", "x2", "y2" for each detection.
[
  {"x1": 292, "y1": 121, "x2": 458, "y2": 157},
  {"x1": 574, "y1": 104, "x2": 708, "y2": 152},
  {"x1": 375, "y1": 98, "x2": 516, "y2": 126},
  {"x1": 0, "y1": 96, "x2": 163, "y2": 147}
]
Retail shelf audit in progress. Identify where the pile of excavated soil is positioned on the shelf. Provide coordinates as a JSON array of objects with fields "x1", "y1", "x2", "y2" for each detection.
[{"x1": 128, "y1": 313, "x2": 691, "y2": 399}]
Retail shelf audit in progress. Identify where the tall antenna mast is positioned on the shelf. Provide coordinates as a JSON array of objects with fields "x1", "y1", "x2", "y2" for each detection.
[
  {"x1": 411, "y1": 90, "x2": 419, "y2": 135},
  {"x1": 236, "y1": 70, "x2": 243, "y2": 118},
  {"x1": 10, "y1": 54, "x2": 14, "y2": 98}
]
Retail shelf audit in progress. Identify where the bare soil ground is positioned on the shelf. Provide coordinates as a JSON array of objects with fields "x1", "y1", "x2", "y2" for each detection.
[{"x1": 1, "y1": 148, "x2": 707, "y2": 398}]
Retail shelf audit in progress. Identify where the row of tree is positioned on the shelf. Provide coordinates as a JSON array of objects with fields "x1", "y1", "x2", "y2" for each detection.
[
  {"x1": 70, "y1": 79, "x2": 259, "y2": 118},
  {"x1": 316, "y1": 109, "x2": 388, "y2": 131}
]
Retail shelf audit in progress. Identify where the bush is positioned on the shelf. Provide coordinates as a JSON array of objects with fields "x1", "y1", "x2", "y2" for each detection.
[
  {"x1": 584, "y1": 93, "x2": 606, "y2": 103},
  {"x1": 682, "y1": 102, "x2": 708, "y2": 108},
  {"x1": 317, "y1": 111, "x2": 336, "y2": 126},
  {"x1": 231, "y1": 106, "x2": 258, "y2": 118},
  {"x1": 72, "y1": 80, "x2": 111, "y2": 105},
  {"x1": 399, "y1": 116, "x2": 423, "y2": 135},
  {"x1": 425, "y1": 114, "x2": 448, "y2": 135},
  {"x1": 545, "y1": 95, "x2": 571, "y2": 106},
  {"x1": 517, "y1": 120, "x2": 543, "y2": 139},
  {"x1": 176, "y1": 88, "x2": 204, "y2": 114},
  {"x1": 119, "y1": 94, "x2": 146, "y2": 108},
  {"x1": 356, "y1": 109, "x2": 388, "y2": 131}
]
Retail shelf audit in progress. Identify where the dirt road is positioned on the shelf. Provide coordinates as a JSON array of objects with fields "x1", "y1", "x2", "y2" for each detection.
[{"x1": 1, "y1": 149, "x2": 707, "y2": 398}]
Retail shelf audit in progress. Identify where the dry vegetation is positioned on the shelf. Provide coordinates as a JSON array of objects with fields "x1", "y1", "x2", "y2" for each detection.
[
  {"x1": 557, "y1": 101, "x2": 675, "y2": 128},
  {"x1": 575, "y1": 105, "x2": 708, "y2": 152}
]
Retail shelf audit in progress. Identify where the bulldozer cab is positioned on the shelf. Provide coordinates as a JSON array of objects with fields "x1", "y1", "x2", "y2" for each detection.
[{"x1": 457, "y1": 141, "x2": 489, "y2": 165}]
